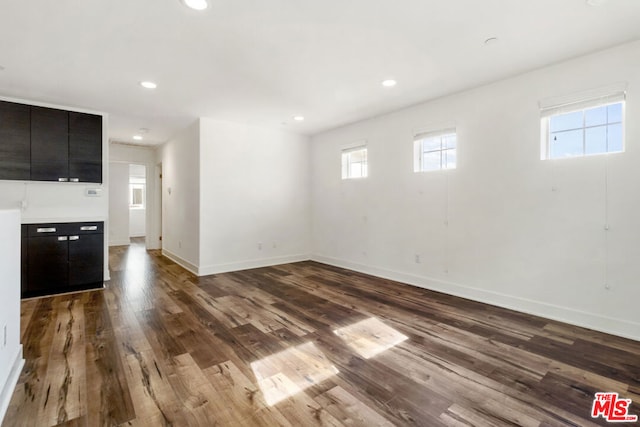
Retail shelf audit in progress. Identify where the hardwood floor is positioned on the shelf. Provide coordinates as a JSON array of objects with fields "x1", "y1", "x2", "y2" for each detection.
[{"x1": 4, "y1": 239, "x2": 640, "y2": 426}]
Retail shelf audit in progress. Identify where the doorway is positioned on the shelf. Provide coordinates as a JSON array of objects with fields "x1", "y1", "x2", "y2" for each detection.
[{"x1": 128, "y1": 164, "x2": 147, "y2": 244}]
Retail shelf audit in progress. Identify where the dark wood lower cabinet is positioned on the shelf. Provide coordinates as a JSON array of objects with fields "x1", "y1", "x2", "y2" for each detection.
[
  {"x1": 69, "y1": 233, "x2": 104, "y2": 287},
  {"x1": 21, "y1": 221, "x2": 104, "y2": 298},
  {"x1": 26, "y1": 235, "x2": 69, "y2": 294}
]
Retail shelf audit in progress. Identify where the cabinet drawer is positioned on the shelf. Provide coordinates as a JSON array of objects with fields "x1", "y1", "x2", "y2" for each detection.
[
  {"x1": 26, "y1": 223, "x2": 73, "y2": 236},
  {"x1": 68, "y1": 222, "x2": 104, "y2": 235},
  {"x1": 26, "y1": 221, "x2": 104, "y2": 236}
]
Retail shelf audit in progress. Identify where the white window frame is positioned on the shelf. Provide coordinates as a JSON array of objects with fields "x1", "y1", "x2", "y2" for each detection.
[
  {"x1": 540, "y1": 90, "x2": 625, "y2": 160},
  {"x1": 341, "y1": 145, "x2": 368, "y2": 179},
  {"x1": 413, "y1": 128, "x2": 457, "y2": 172}
]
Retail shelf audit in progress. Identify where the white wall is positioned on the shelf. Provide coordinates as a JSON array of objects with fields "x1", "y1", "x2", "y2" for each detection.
[
  {"x1": 311, "y1": 40, "x2": 640, "y2": 340},
  {"x1": 0, "y1": 209, "x2": 24, "y2": 423},
  {"x1": 129, "y1": 208, "x2": 145, "y2": 237},
  {"x1": 108, "y1": 162, "x2": 130, "y2": 246},
  {"x1": 198, "y1": 118, "x2": 311, "y2": 274},
  {"x1": 110, "y1": 144, "x2": 159, "y2": 248},
  {"x1": 0, "y1": 97, "x2": 109, "y2": 280},
  {"x1": 159, "y1": 121, "x2": 201, "y2": 272}
]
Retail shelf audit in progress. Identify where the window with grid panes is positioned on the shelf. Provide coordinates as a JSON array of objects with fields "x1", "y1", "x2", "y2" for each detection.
[{"x1": 414, "y1": 130, "x2": 456, "y2": 172}]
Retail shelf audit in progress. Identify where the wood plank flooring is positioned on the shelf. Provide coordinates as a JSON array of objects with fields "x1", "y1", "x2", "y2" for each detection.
[{"x1": 4, "y1": 238, "x2": 640, "y2": 426}]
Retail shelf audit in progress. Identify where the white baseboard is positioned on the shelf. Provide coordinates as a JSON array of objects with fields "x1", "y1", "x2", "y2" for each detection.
[
  {"x1": 162, "y1": 249, "x2": 199, "y2": 276},
  {"x1": 129, "y1": 233, "x2": 146, "y2": 238},
  {"x1": 0, "y1": 345, "x2": 24, "y2": 424},
  {"x1": 198, "y1": 254, "x2": 311, "y2": 276},
  {"x1": 311, "y1": 254, "x2": 640, "y2": 342}
]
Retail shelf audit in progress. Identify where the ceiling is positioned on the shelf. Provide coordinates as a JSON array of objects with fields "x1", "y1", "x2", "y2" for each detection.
[{"x1": 0, "y1": 0, "x2": 639, "y2": 146}]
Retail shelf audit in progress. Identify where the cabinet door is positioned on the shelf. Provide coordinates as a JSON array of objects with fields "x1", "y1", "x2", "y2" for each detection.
[
  {"x1": 0, "y1": 101, "x2": 31, "y2": 180},
  {"x1": 26, "y1": 235, "x2": 69, "y2": 293},
  {"x1": 31, "y1": 106, "x2": 69, "y2": 181},
  {"x1": 68, "y1": 233, "x2": 103, "y2": 287},
  {"x1": 69, "y1": 112, "x2": 102, "y2": 183}
]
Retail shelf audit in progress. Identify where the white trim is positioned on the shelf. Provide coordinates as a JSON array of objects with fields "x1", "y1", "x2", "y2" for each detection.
[
  {"x1": 539, "y1": 83, "x2": 627, "y2": 117},
  {"x1": 340, "y1": 139, "x2": 367, "y2": 151},
  {"x1": 0, "y1": 345, "x2": 24, "y2": 425},
  {"x1": 412, "y1": 120, "x2": 457, "y2": 141},
  {"x1": 311, "y1": 254, "x2": 640, "y2": 342},
  {"x1": 414, "y1": 127, "x2": 456, "y2": 141},
  {"x1": 198, "y1": 254, "x2": 311, "y2": 276},
  {"x1": 161, "y1": 249, "x2": 199, "y2": 276}
]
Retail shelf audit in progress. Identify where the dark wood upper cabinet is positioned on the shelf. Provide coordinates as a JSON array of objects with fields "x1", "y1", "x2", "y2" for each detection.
[
  {"x1": 0, "y1": 101, "x2": 103, "y2": 183},
  {"x1": 30, "y1": 106, "x2": 69, "y2": 182},
  {"x1": 69, "y1": 112, "x2": 102, "y2": 183},
  {"x1": 0, "y1": 101, "x2": 31, "y2": 180}
]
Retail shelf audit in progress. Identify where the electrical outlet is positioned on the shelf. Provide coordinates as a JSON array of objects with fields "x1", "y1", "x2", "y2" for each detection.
[
  {"x1": 258, "y1": 242, "x2": 263, "y2": 250},
  {"x1": 415, "y1": 254, "x2": 421, "y2": 264},
  {"x1": 178, "y1": 240, "x2": 182, "y2": 248}
]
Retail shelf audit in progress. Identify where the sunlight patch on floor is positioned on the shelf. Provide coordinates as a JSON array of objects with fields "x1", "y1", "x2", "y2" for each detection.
[
  {"x1": 251, "y1": 342, "x2": 339, "y2": 406},
  {"x1": 333, "y1": 317, "x2": 408, "y2": 359}
]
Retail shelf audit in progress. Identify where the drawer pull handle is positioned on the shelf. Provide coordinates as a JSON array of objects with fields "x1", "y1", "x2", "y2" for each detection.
[
  {"x1": 37, "y1": 227, "x2": 56, "y2": 233},
  {"x1": 70, "y1": 178, "x2": 79, "y2": 182},
  {"x1": 69, "y1": 236, "x2": 79, "y2": 241},
  {"x1": 58, "y1": 236, "x2": 68, "y2": 241},
  {"x1": 58, "y1": 177, "x2": 69, "y2": 182},
  {"x1": 80, "y1": 226, "x2": 98, "y2": 231}
]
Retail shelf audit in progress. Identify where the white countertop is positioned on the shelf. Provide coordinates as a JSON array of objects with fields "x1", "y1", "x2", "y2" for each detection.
[{"x1": 21, "y1": 217, "x2": 106, "y2": 224}]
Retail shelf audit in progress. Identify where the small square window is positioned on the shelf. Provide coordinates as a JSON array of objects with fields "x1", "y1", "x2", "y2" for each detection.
[
  {"x1": 414, "y1": 131, "x2": 457, "y2": 172},
  {"x1": 542, "y1": 100, "x2": 624, "y2": 159},
  {"x1": 129, "y1": 184, "x2": 145, "y2": 208},
  {"x1": 342, "y1": 146, "x2": 368, "y2": 179}
]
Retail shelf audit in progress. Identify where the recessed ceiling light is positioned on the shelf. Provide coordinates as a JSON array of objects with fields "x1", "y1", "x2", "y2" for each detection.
[
  {"x1": 133, "y1": 135, "x2": 143, "y2": 141},
  {"x1": 484, "y1": 37, "x2": 498, "y2": 46},
  {"x1": 381, "y1": 79, "x2": 397, "y2": 88},
  {"x1": 293, "y1": 116, "x2": 305, "y2": 122},
  {"x1": 139, "y1": 81, "x2": 157, "y2": 89},
  {"x1": 181, "y1": 0, "x2": 208, "y2": 10}
]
